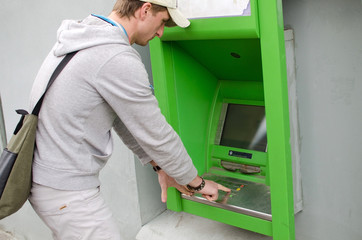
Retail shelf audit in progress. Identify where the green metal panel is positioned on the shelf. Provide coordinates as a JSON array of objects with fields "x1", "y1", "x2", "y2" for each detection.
[
  {"x1": 182, "y1": 199, "x2": 273, "y2": 236},
  {"x1": 170, "y1": 42, "x2": 219, "y2": 174},
  {"x1": 175, "y1": 39, "x2": 262, "y2": 81},
  {"x1": 161, "y1": 0, "x2": 260, "y2": 41},
  {"x1": 211, "y1": 145, "x2": 267, "y2": 167},
  {"x1": 149, "y1": 39, "x2": 183, "y2": 212},
  {"x1": 259, "y1": 0, "x2": 296, "y2": 239},
  {"x1": 149, "y1": 39, "x2": 179, "y2": 131},
  {"x1": 149, "y1": 0, "x2": 295, "y2": 238}
]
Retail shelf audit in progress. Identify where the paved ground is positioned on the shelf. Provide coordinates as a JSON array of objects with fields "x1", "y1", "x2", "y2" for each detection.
[
  {"x1": 136, "y1": 210, "x2": 273, "y2": 240},
  {"x1": 0, "y1": 210, "x2": 273, "y2": 239}
]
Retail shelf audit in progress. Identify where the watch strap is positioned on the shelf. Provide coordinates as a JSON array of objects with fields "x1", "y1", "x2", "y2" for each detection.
[
  {"x1": 187, "y1": 177, "x2": 205, "y2": 192},
  {"x1": 152, "y1": 165, "x2": 162, "y2": 172}
]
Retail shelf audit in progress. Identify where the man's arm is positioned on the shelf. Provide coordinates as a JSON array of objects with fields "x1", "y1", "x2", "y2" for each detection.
[
  {"x1": 96, "y1": 52, "x2": 197, "y2": 185},
  {"x1": 113, "y1": 117, "x2": 152, "y2": 165},
  {"x1": 150, "y1": 161, "x2": 230, "y2": 202},
  {"x1": 97, "y1": 51, "x2": 229, "y2": 199}
]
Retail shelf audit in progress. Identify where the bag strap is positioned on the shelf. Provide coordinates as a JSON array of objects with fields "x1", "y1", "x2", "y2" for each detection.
[{"x1": 32, "y1": 51, "x2": 78, "y2": 116}]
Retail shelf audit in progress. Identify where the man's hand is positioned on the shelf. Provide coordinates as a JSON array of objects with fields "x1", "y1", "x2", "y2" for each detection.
[
  {"x1": 157, "y1": 169, "x2": 193, "y2": 203},
  {"x1": 187, "y1": 176, "x2": 231, "y2": 202},
  {"x1": 150, "y1": 161, "x2": 230, "y2": 203},
  {"x1": 197, "y1": 179, "x2": 231, "y2": 201}
]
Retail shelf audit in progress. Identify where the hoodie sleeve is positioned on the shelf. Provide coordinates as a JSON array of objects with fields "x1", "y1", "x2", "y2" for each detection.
[
  {"x1": 113, "y1": 116, "x2": 152, "y2": 165},
  {"x1": 94, "y1": 49, "x2": 198, "y2": 185}
]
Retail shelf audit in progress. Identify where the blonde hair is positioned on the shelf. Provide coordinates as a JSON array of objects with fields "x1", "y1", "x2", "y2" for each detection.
[{"x1": 112, "y1": 0, "x2": 167, "y2": 18}]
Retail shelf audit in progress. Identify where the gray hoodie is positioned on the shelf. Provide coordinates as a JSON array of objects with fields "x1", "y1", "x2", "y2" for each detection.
[{"x1": 29, "y1": 15, "x2": 197, "y2": 190}]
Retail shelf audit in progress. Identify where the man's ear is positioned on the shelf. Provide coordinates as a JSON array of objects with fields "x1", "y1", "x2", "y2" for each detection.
[{"x1": 139, "y1": 2, "x2": 152, "y2": 20}]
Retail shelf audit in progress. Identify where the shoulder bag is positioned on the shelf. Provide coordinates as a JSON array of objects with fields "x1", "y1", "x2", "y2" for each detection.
[{"x1": 0, "y1": 51, "x2": 77, "y2": 219}]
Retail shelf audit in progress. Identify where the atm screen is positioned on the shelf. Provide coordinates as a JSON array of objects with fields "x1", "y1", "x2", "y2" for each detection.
[{"x1": 219, "y1": 104, "x2": 267, "y2": 152}]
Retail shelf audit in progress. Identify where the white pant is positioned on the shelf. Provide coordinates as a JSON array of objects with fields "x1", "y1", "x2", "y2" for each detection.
[{"x1": 29, "y1": 183, "x2": 122, "y2": 240}]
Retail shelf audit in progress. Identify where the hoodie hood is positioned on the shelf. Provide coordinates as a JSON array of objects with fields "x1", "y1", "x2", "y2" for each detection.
[{"x1": 54, "y1": 15, "x2": 129, "y2": 57}]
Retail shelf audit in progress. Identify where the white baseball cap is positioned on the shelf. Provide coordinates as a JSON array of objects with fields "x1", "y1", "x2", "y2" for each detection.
[{"x1": 139, "y1": 0, "x2": 190, "y2": 28}]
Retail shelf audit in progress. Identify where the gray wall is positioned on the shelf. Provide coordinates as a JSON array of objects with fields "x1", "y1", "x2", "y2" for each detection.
[
  {"x1": 283, "y1": 0, "x2": 362, "y2": 239},
  {"x1": 1, "y1": 0, "x2": 362, "y2": 240},
  {"x1": 0, "y1": 0, "x2": 164, "y2": 239}
]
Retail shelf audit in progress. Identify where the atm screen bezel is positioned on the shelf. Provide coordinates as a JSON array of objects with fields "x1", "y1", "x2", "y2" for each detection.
[{"x1": 215, "y1": 100, "x2": 267, "y2": 153}]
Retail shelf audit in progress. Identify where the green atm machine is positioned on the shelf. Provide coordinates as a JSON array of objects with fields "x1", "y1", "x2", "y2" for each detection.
[{"x1": 149, "y1": 0, "x2": 295, "y2": 239}]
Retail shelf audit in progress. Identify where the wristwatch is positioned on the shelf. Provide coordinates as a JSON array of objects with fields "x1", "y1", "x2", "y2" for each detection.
[
  {"x1": 187, "y1": 177, "x2": 205, "y2": 192},
  {"x1": 152, "y1": 165, "x2": 162, "y2": 172}
]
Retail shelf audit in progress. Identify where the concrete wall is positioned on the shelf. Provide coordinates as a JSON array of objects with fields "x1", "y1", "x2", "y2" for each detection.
[
  {"x1": 282, "y1": 0, "x2": 362, "y2": 239},
  {"x1": 1, "y1": 0, "x2": 362, "y2": 240},
  {"x1": 0, "y1": 0, "x2": 164, "y2": 239}
]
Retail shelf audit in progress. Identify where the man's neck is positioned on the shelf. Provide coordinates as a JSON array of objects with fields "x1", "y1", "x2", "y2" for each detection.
[{"x1": 108, "y1": 11, "x2": 136, "y2": 44}]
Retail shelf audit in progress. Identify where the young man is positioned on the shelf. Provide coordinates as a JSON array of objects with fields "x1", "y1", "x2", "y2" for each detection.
[{"x1": 29, "y1": 0, "x2": 230, "y2": 239}]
